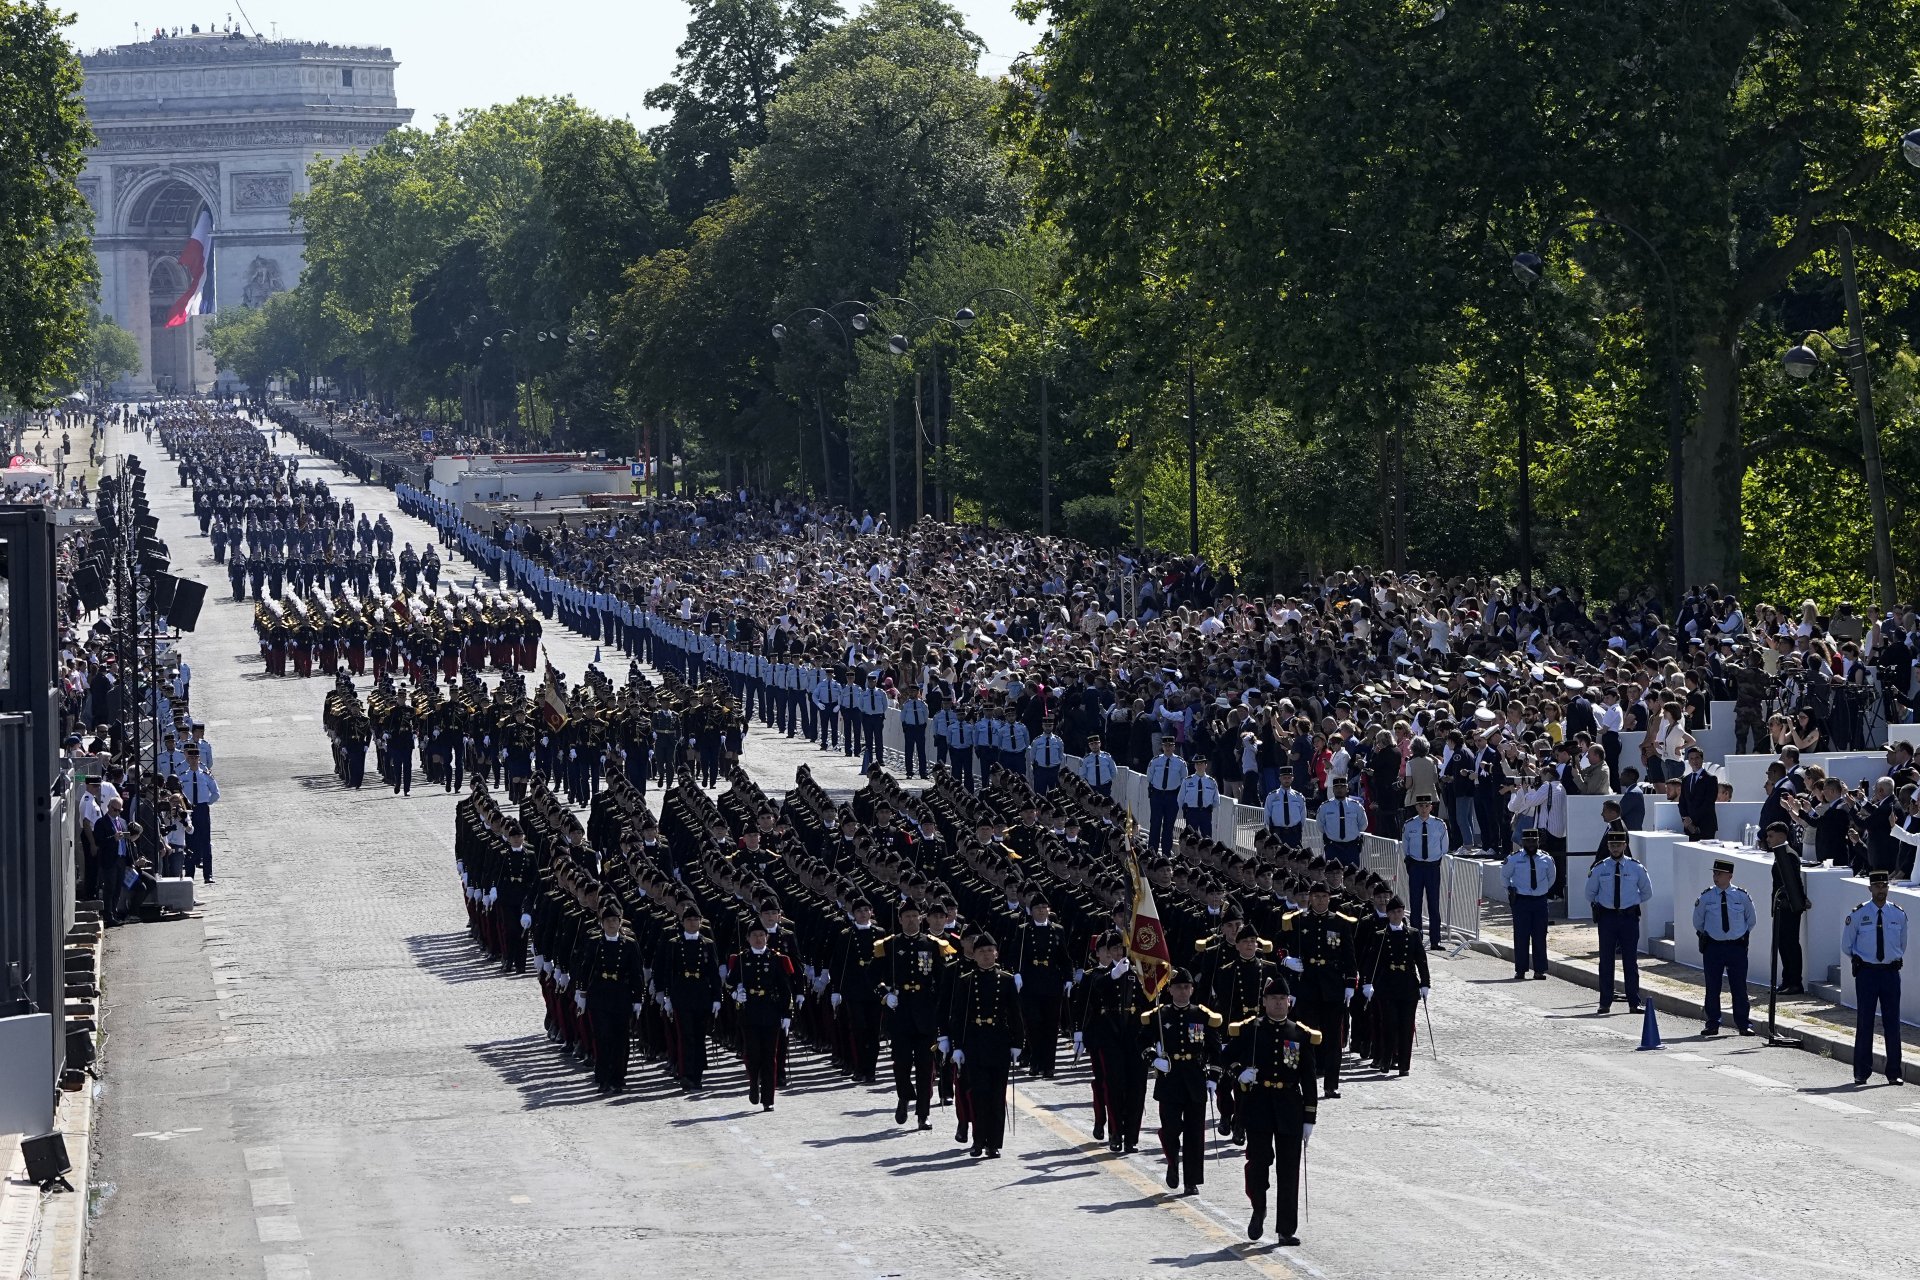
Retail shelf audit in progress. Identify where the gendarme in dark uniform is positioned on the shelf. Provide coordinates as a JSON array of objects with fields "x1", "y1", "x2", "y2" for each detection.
[
  {"x1": 944, "y1": 933, "x2": 1025, "y2": 1158},
  {"x1": 1141, "y1": 968, "x2": 1222, "y2": 1194},
  {"x1": 1221, "y1": 975, "x2": 1319, "y2": 1245}
]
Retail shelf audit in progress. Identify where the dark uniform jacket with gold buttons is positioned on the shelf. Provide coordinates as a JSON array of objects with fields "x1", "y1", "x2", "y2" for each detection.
[
  {"x1": 726, "y1": 947, "x2": 796, "y2": 1027},
  {"x1": 661, "y1": 932, "x2": 724, "y2": 1004},
  {"x1": 947, "y1": 965, "x2": 1025, "y2": 1054},
  {"x1": 875, "y1": 930, "x2": 954, "y2": 1035},
  {"x1": 1279, "y1": 908, "x2": 1358, "y2": 1002},
  {"x1": 1140, "y1": 1000, "x2": 1223, "y2": 1100},
  {"x1": 1222, "y1": 1015, "x2": 1320, "y2": 1132},
  {"x1": 580, "y1": 931, "x2": 644, "y2": 1010},
  {"x1": 1371, "y1": 926, "x2": 1431, "y2": 1001}
]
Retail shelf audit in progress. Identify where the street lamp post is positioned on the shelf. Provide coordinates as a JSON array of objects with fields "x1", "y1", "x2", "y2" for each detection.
[
  {"x1": 1507, "y1": 252, "x2": 1541, "y2": 596},
  {"x1": 772, "y1": 307, "x2": 855, "y2": 505},
  {"x1": 1782, "y1": 317, "x2": 1897, "y2": 608},
  {"x1": 884, "y1": 304, "x2": 960, "y2": 524},
  {"x1": 1512, "y1": 213, "x2": 1688, "y2": 605}
]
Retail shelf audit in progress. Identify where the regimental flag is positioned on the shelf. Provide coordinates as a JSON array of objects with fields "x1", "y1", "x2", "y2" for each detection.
[
  {"x1": 164, "y1": 209, "x2": 215, "y2": 328},
  {"x1": 539, "y1": 679, "x2": 569, "y2": 733},
  {"x1": 1125, "y1": 819, "x2": 1173, "y2": 999}
]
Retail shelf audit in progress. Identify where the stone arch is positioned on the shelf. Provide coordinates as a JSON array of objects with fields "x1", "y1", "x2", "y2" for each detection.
[
  {"x1": 147, "y1": 255, "x2": 195, "y2": 393},
  {"x1": 118, "y1": 172, "x2": 213, "y2": 240}
]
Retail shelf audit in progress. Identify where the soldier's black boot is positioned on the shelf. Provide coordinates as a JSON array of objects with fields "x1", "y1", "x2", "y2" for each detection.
[{"x1": 1248, "y1": 1205, "x2": 1265, "y2": 1241}]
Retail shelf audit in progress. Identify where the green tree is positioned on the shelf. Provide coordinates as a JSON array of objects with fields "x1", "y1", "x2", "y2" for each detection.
[
  {"x1": 76, "y1": 313, "x2": 141, "y2": 393},
  {"x1": 0, "y1": 2, "x2": 94, "y2": 408},
  {"x1": 645, "y1": 0, "x2": 844, "y2": 222}
]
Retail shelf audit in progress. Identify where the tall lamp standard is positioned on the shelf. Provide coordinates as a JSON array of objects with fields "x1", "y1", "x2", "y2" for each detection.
[
  {"x1": 1512, "y1": 213, "x2": 1688, "y2": 605},
  {"x1": 883, "y1": 305, "x2": 961, "y2": 524},
  {"x1": 951, "y1": 288, "x2": 1053, "y2": 536},
  {"x1": 1781, "y1": 325, "x2": 1896, "y2": 607}
]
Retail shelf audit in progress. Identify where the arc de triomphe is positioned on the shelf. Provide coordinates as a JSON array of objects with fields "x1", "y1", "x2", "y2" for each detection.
[{"x1": 79, "y1": 34, "x2": 412, "y2": 395}]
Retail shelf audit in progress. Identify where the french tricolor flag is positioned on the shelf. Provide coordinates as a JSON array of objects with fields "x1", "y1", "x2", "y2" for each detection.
[{"x1": 164, "y1": 208, "x2": 214, "y2": 328}]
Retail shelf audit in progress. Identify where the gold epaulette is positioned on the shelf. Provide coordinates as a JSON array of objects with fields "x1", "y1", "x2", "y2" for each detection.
[
  {"x1": 1295, "y1": 1020, "x2": 1324, "y2": 1045},
  {"x1": 1196, "y1": 1003, "x2": 1224, "y2": 1029},
  {"x1": 1226, "y1": 1014, "x2": 1256, "y2": 1037}
]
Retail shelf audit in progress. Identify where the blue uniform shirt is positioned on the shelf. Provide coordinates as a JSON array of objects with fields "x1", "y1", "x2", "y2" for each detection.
[
  {"x1": 1842, "y1": 899, "x2": 1910, "y2": 964},
  {"x1": 1584, "y1": 854, "x2": 1653, "y2": 911},
  {"x1": 1503, "y1": 849, "x2": 1556, "y2": 896},
  {"x1": 1690, "y1": 884, "x2": 1757, "y2": 941}
]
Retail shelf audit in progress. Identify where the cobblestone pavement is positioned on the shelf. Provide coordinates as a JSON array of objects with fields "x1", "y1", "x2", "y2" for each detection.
[{"x1": 86, "y1": 422, "x2": 1920, "y2": 1280}]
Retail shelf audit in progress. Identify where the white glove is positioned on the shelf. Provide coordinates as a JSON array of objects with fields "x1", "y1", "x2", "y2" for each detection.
[
  {"x1": 733, "y1": 985, "x2": 748, "y2": 1005},
  {"x1": 952, "y1": 1048, "x2": 965, "y2": 1066},
  {"x1": 1013, "y1": 973, "x2": 1024, "y2": 993},
  {"x1": 1063, "y1": 980, "x2": 1074, "y2": 996},
  {"x1": 780, "y1": 1018, "x2": 791, "y2": 1031},
  {"x1": 1361, "y1": 983, "x2": 1375, "y2": 999},
  {"x1": 1206, "y1": 1079, "x2": 1217, "y2": 1094},
  {"x1": 1282, "y1": 955, "x2": 1304, "y2": 973},
  {"x1": 1343, "y1": 987, "x2": 1354, "y2": 1006},
  {"x1": 555, "y1": 972, "x2": 570, "y2": 991},
  {"x1": 884, "y1": 992, "x2": 899, "y2": 1009},
  {"x1": 1072, "y1": 1031, "x2": 1084, "y2": 1054},
  {"x1": 794, "y1": 994, "x2": 805, "y2": 1011},
  {"x1": 1010, "y1": 1047, "x2": 1021, "y2": 1063},
  {"x1": 1302, "y1": 1122, "x2": 1315, "y2": 1143},
  {"x1": 573, "y1": 991, "x2": 586, "y2": 1012},
  {"x1": 1152, "y1": 1056, "x2": 1171, "y2": 1073},
  {"x1": 660, "y1": 995, "x2": 673, "y2": 1016},
  {"x1": 710, "y1": 1001, "x2": 721, "y2": 1016},
  {"x1": 1073, "y1": 968, "x2": 1085, "y2": 983},
  {"x1": 1420, "y1": 986, "x2": 1430, "y2": 999},
  {"x1": 631, "y1": 1002, "x2": 642, "y2": 1017},
  {"x1": 1238, "y1": 1067, "x2": 1257, "y2": 1085},
  {"x1": 1111, "y1": 958, "x2": 1130, "y2": 977},
  {"x1": 937, "y1": 1036, "x2": 951, "y2": 1056},
  {"x1": 519, "y1": 913, "x2": 532, "y2": 930}
]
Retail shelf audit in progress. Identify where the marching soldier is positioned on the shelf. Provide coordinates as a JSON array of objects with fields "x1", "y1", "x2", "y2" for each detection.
[
  {"x1": 662, "y1": 904, "x2": 724, "y2": 1090},
  {"x1": 943, "y1": 932, "x2": 1025, "y2": 1159},
  {"x1": 1208, "y1": 926, "x2": 1277, "y2": 1141},
  {"x1": 1222, "y1": 976, "x2": 1319, "y2": 1245},
  {"x1": 876, "y1": 900, "x2": 951, "y2": 1128},
  {"x1": 1013, "y1": 893, "x2": 1072, "y2": 1078},
  {"x1": 727, "y1": 919, "x2": 797, "y2": 1110},
  {"x1": 575, "y1": 902, "x2": 644, "y2": 1095},
  {"x1": 1075, "y1": 931, "x2": 1147, "y2": 1152},
  {"x1": 1141, "y1": 968, "x2": 1222, "y2": 1195},
  {"x1": 1278, "y1": 881, "x2": 1357, "y2": 1098},
  {"x1": 1364, "y1": 897, "x2": 1431, "y2": 1076}
]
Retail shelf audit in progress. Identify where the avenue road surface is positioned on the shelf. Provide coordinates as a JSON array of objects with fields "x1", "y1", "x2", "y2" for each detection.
[{"x1": 84, "y1": 423, "x2": 1920, "y2": 1280}]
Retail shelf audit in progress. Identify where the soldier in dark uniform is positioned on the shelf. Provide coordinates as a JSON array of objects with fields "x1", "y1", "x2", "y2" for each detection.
[
  {"x1": 1278, "y1": 881, "x2": 1356, "y2": 1098},
  {"x1": 944, "y1": 932, "x2": 1025, "y2": 1158},
  {"x1": 228, "y1": 547, "x2": 247, "y2": 600},
  {"x1": 1006, "y1": 893, "x2": 1068, "y2": 1078},
  {"x1": 830, "y1": 899, "x2": 886, "y2": 1082},
  {"x1": 1367, "y1": 897, "x2": 1432, "y2": 1076},
  {"x1": 576, "y1": 902, "x2": 644, "y2": 1095},
  {"x1": 727, "y1": 918, "x2": 796, "y2": 1110},
  {"x1": 1208, "y1": 926, "x2": 1277, "y2": 1142},
  {"x1": 494, "y1": 822, "x2": 539, "y2": 974},
  {"x1": 876, "y1": 901, "x2": 951, "y2": 1128},
  {"x1": 1142, "y1": 967, "x2": 1223, "y2": 1194},
  {"x1": 387, "y1": 696, "x2": 416, "y2": 795},
  {"x1": 1222, "y1": 975, "x2": 1319, "y2": 1245},
  {"x1": 662, "y1": 904, "x2": 724, "y2": 1089}
]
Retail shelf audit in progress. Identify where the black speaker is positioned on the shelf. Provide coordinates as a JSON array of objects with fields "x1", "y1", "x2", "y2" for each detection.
[
  {"x1": 70, "y1": 565, "x2": 106, "y2": 611},
  {"x1": 149, "y1": 573, "x2": 178, "y2": 613},
  {"x1": 65, "y1": 1025, "x2": 94, "y2": 1069},
  {"x1": 21, "y1": 1132, "x2": 72, "y2": 1191},
  {"x1": 168, "y1": 579, "x2": 206, "y2": 632}
]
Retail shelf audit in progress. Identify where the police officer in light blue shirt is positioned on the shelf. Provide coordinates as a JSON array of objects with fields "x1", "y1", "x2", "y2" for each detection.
[
  {"x1": 1842, "y1": 870, "x2": 1908, "y2": 1085},
  {"x1": 1584, "y1": 829, "x2": 1654, "y2": 1013},
  {"x1": 1262, "y1": 765, "x2": 1306, "y2": 847},
  {"x1": 1690, "y1": 857, "x2": 1757, "y2": 1036},
  {"x1": 1317, "y1": 776, "x2": 1368, "y2": 867},
  {"x1": 897, "y1": 685, "x2": 930, "y2": 779},
  {"x1": 1178, "y1": 756, "x2": 1220, "y2": 838},
  {"x1": 1400, "y1": 798, "x2": 1449, "y2": 949},
  {"x1": 1145, "y1": 738, "x2": 1189, "y2": 857},
  {"x1": 1079, "y1": 733, "x2": 1116, "y2": 797},
  {"x1": 932, "y1": 704, "x2": 960, "y2": 772},
  {"x1": 1502, "y1": 828, "x2": 1556, "y2": 979},
  {"x1": 950, "y1": 708, "x2": 979, "y2": 791},
  {"x1": 1030, "y1": 720, "x2": 1064, "y2": 794},
  {"x1": 1005, "y1": 716, "x2": 1031, "y2": 779}
]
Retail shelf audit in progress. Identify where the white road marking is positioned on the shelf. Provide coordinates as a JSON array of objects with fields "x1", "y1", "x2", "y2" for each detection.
[
  {"x1": 249, "y1": 1177, "x2": 293, "y2": 1208},
  {"x1": 1713, "y1": 1066, "x2": 1792, "y2": 1090},
  {"x1": 250, "y1": 716, "x2": 274, "y2": 725},
  {"x1": 1876, "y1": 1120, "x2": 1920, "y2": 1139},
  {"x1": 1804, "y1": 1096, "x2": 1871, "y2": 1115},
  {"x1": 244, "y1": 1145, "x2": 282, "y2": 1172},
  {"x1": 256, "y1": 1217, "x2": 302, "y2": 1243},
  {"x1": 262, "y1": 1254, "x2": 311, "y2": 1280}
]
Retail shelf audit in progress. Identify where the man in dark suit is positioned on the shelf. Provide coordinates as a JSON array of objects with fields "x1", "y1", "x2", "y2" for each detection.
[
  {"x1": 92, "y1": 799, "x2": 131, "y2": 923},
  {"x1": 1677, "y1": 747, "x2": 1719, "y2": 841}
]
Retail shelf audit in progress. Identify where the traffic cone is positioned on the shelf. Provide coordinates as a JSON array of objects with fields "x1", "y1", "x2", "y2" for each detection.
[{"x1": 1636, "y1": 1000, "x2": 1663, "y2": 1051}]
